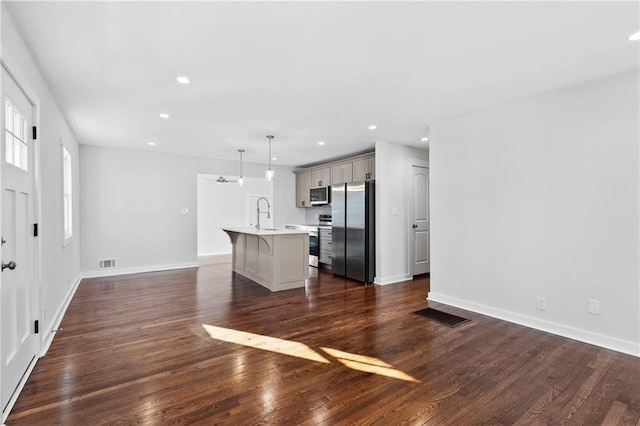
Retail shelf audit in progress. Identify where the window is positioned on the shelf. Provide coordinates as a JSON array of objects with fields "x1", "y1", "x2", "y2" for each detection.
[
  {"x1": 63, "y1": 146, "x2": 72, "y2": 242},
  {"x1": 5, "y1": 98, "x2": 29, "y2": 171}
]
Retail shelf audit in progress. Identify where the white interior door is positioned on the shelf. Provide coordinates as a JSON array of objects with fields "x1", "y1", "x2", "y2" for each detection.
[
  {"x1": 1, "y1": 67, "x2": 37, "y2": 413},
  {"x1": 410, "y1": 164, "x2": 430, "y2": 275}
]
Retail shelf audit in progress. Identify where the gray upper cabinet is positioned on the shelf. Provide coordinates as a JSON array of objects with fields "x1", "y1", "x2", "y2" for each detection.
[
  {"x1": 295, "y1": 153, "x2": 373, "y2": 208},
  {"x1": 331, "y1": 162, "x2": 353, "y2": 185},
  {"x1": 311, "y1": 167, "x2": 331, "y2": 187},
  {"x1": 296, "y1": 171, "x2": 312, "y2": 207},
  {"x1": 353, "y1": 155, "x2": 375, "y2": 181},
  {"x1": 352, "y1": 158, "x2": 368, "y2": 181}
]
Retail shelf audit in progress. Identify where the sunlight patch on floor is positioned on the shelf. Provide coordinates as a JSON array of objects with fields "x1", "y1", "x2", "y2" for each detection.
[
  {"x1": 202, "y1": 325, "x2": 419, "y2": 382},
  {"x1": 202, "y1": 324, "x2": 330, "y2": 364},
  {"x1": 320, "y1": 347, "x2": 393, "y2": 368},
  {"x1": 321, "y1": 347, "x2": 420, "y2": 383},
  {"x1": 337, "y1": 358, "x2": 420, "y2": 383}
]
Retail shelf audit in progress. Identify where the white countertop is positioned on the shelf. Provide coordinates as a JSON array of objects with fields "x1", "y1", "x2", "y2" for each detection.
[{"x1": 222, "y1": 227, "x2": 309, "y2": 236}]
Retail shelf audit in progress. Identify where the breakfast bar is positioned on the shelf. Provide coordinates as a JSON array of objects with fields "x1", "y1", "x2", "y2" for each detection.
[{"x1": 222, "y1": 227, "x2": 310, "y2": 292}]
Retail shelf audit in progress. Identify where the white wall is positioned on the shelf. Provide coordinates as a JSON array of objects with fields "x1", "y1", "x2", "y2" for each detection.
[
  {"x1": 375, "y1": 140, "x2": 428, "y2": 284},
  {"x1": 197, "y1": 174, "x2": 273, "y2": 256},
  {"x1": 1, "y1": 4, "x2": 81, "y2": 346},
  {"x1": 80, "y1": 145, "x2": 304, "y2": 274},
  {"x1": 429, "y1": 69, "x2": 640, "y2": 356}
]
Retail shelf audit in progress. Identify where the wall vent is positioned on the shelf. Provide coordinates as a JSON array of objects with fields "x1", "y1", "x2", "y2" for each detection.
[{"x1": 99, "y1": 259, "x2": 116, "y2": 269}]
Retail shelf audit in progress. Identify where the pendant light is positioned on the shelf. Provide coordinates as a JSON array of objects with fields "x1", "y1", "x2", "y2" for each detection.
[
  {"x1": 265, "y1": 135, "x2": 275, "y2": 181},
  {"x1": 237, "y1": 149, "x2": 245, "y2": 186}
]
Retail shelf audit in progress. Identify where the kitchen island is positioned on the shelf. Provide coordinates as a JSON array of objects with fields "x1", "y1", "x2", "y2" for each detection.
[{"x1": 222, "y1": 227, "x2": 310, "y2": 292}]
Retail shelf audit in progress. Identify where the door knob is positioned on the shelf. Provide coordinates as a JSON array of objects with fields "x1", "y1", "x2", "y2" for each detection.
[
  {"x1": 2, "y1": 261, "x2": 17, "y2": 271},
  {"x1": 412, "y1": 224, "x2": 418, "y2": 229}
]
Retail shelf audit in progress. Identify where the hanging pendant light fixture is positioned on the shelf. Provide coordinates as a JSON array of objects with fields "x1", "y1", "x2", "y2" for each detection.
[
  {"x1": 265, "y1": 135, "x2": 275, "y2": 181},
  {"x1": 237, "y1": 149, "x2": 245, "y2": 186}
]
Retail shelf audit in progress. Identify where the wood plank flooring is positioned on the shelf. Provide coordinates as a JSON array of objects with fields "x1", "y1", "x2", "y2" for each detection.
[{"x1": 7, "y1": 264, "x2": 640, "y2": 425}]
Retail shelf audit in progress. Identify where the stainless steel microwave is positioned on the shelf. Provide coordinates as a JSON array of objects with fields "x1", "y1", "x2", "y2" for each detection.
[{"x1": 310, "y1": 186, "x2": 330, "y2": 205}]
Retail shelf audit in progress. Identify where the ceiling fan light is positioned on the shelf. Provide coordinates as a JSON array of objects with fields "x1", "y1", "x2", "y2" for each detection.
[
  {"x1": 265, "y1": 135, "x2": 275, "y2": 181},
  {"x1": 238, "y1": 149, "x2": 245, "y2": 187}
]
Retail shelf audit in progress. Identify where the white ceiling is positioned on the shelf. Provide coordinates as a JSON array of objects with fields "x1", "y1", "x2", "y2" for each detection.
[{"x1": 5, "y1": 1, "x2": 639, "y2": 167}]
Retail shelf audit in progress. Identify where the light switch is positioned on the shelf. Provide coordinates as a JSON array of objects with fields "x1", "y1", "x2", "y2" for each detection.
[{"x1": 392, "y1": 208, "x2": 399, "y2": 216}]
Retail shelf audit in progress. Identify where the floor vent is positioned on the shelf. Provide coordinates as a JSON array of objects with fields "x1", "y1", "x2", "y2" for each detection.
[
  {"x1": 411, "y1": 307, "x2": 470, "y2": 327},
  {"x1": 99, "y1": 259, "x2": 117, "y2": 269}
]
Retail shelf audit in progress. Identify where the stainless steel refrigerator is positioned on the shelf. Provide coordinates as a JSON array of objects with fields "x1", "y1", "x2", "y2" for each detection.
[{"x1": 331, "y1": 180, "x2": 375, "y2": 283}]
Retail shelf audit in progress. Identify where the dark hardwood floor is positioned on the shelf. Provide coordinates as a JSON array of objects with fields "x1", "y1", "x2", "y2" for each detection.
[{"x1": 7, "y1": 264, "x2": 640, "y2": 425}]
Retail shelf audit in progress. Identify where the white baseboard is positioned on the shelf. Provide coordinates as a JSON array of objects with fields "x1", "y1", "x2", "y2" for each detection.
[
  {"x1": 428, "y1": 292, "x2": 640, "y2": 357},
  {"x1": 374, "y1": 273, "x2": 412, "y2": 285},
  {"x1": 40, "y1": 274, "x2": 82, "y2": 357},
  {"x1": 80, "y1": 262, "x2": 199, "y2": 279},
  {"x1": 198, "y1": 253, "x2": 232, "y2": 265}
]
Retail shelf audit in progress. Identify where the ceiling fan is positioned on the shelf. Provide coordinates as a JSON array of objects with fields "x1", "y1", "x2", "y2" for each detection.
[
  {"x1": 212, "y1": 175, "x2": 237, "y2": 184},
  {"x1": 205, "y1": 149, "x2": 245, "y2": 185}
]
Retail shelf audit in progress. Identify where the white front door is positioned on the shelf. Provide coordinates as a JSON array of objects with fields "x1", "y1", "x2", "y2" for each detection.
[
  {"x1": 410, "y1": 164, "x2": 430, "y2": 275},
  {"x1": 1, "y1": 67, "x2": 37, "y2": 413}
]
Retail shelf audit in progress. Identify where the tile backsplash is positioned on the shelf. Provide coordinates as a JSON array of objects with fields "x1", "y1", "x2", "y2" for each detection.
[{"x1": 305, "y1": 205, "x2": 331, "y2": 224}]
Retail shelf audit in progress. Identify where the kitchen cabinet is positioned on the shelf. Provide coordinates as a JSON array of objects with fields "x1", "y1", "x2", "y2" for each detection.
[
  {"x1": 368, "y1": 156, "x2": 376, "y2": 180},
  {"x1": 311, "y1": 167, "x2": 331, "y2": 187},
  {"x1": 353, "y1": 155, "x2": 375, "y2": 181},
  {"x1": 319, "y1": 227, "x2": 332, "y2": 266},
  {"x1": 294, "y1": 152, "x2": 373, "y2": 208},
  {"x1": 331, "y1": 162, "x2": 353, "y2": 185},
  {"x1": 222, "y1": 227, "x2": 310, "y2": 291},
  {"x1": 296, "y1": 171, "x2": 312, "y2": 207}
]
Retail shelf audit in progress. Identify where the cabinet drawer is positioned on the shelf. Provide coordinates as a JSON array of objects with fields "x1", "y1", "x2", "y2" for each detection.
[{"x1": 319, "y1": 250, "x2": 333, "y2": 264}]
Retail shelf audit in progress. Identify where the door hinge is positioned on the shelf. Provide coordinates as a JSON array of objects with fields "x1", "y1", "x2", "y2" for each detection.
[
  {"x1": 34, "y1": 320, "x2": 39, "y2": 334},
  {"x1": 32, "y1": 126, "x2": 37, "y2": 140},
  {"x1": 33, "y1": 223, "x2": 38, "y2": 237}
]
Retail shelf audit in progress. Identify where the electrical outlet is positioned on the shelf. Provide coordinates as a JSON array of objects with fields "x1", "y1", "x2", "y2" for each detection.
[
  {"x1": 536, "y1": 296, "x2": 547, "y2": 311},
  {"x1": 144, "y1": 255, "x2": 150, "y2": 263},
  {"x1": 588, "y1": 299, "x2": 600, "y2": 315}
]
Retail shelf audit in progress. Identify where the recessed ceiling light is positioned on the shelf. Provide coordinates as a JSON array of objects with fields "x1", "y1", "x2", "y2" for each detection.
[
  {"x1": 629, "y1": 31, "x2": 640, "y2": 41},
  {"x1": 318, "y1": 141, "x2": 325, "y2": 146},
  {"x1": 368, "y1": 125, "x2": 377, "y2": 130},
  {"x1": 421, "y1": 137, "x2": 429, "y2": 142},
  {"x1": 272, "y1": 157, "x2": 277, "y2": 161},
  {"x1": 148, "y1": 142, "x2": 156, "y2": 146},
  {"x1": 176, "y1": 76, "x2": 190, "y2": 84},
  {"x1": 159, "y1": 113, "x2": 170, "y2": 119}
]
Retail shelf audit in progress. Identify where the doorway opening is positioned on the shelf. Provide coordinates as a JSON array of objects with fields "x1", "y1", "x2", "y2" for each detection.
[{"x1": 196, "y1": 173, "x2": 273, "y2": 265}]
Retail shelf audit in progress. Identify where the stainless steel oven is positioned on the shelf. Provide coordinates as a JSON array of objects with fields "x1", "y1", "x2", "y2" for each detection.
[{"x1": 308, "y1": 228, "x2": 319, "y2": 267}]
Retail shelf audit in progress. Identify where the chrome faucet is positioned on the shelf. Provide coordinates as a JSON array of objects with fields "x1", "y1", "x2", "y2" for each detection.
[{"x1": 256, "y1": 197, "x2": 271, "y2": 230}]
